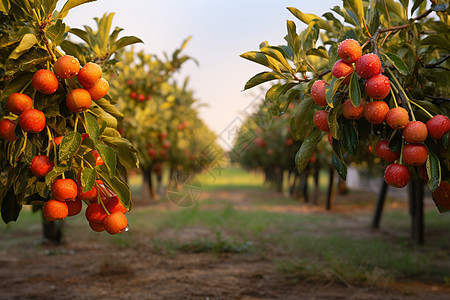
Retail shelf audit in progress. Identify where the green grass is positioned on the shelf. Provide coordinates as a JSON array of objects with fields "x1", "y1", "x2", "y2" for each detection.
[{"x1": 2, "y1": 166, "x2": 449, "y2": 288}]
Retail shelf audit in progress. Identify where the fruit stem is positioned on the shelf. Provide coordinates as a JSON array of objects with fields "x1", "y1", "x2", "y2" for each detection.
[
  {"x1": 97, "y1": 187, "x2": 111, "y2": 215},
  {"x1": 390, "y1": 89, "x2": 398, "y2": 108},
  {"x1": 76, "y1": 153, "x2": 95, "y2": 170},
  {"x1": 46, "y1": 126, "x2": 57, "y2": 164},
  {"x1": 408, "y1": 99, "x2": 434, "y2": 119},
  {"x1": 19, "y1": 80, "x2": 32, "y2": 94},
  {"x1": 74, "y1": 113, "x2": 79, "y2": 132},
  {"x1": 399, "y1": 140, "x2": 405, "y2": 165},
  {"x1": 306, "y1": 58, "x2": 319, "y2": 77},
  {"x1": 386, "y1": 67, "x2": 416, "y2": 121}
]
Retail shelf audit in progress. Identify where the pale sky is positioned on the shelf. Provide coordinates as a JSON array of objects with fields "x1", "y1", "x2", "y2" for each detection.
[{"x1": 60, "y1": 0, "x2": 337, "y2": 149}]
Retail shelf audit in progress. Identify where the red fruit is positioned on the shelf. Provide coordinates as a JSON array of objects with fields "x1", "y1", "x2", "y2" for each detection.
[
  {"x1": 105, "y1": 196, "x2": 127, "y2": 214},
  {"x1": 327, "y1": 132, "x2": 333, "y2": 147},
  {"x1": 384, "y1": 163, "x2": 410, "y2": 188},
  {"x1": 52, "y1": 178, "x2": 78, "y2": 202},
  {"x1": 91, "y1": 150, "x2": 104, "y2": 165},
  {"x1": 0, "y1": 119, "x2": 18, "y2": 142},
  {"x1": 311, "y1": 80, "x2": 329, "y2": 107},
  {"x1": 147, "y1": 148, "x2": 156, "y2": 158},
  {"x1": 103, "y1": 211, "x2": 128, "y2": 235},
  {"x1": 126, "y1": 79, "x2": 134, "y2": 86},
  {"x1": 89, "y1": 222, "x2": 105, "y2": 232},
  {"x1": 313, "y1": 110, "x2": 330, "y2": 132},
  {"x1": 331, "y1": 59, "x2": 353, "y2": 85},
  {"x1": 130, "y1": 91, "x2": 137, "y2": 99},
  {"x1": 77, "y1": 62, "x2": 102, "y2": 88},
  {"x1": 19, "y1": 109, "x2": 45, "y2": 133},
  {"x1": 402, "y1": 143, "x2": 428, "y2": 166},
  {"x1": 375, "y1": 139, "x2": 400, "y2": 162},
  {"x1": 162, "y1": 141, "x2": 171, "y2": 149},
  {"x1": 337, "y1": 39, "x2": 362, "y2": 63},
  {"x1": 285, "y1": 138, "x2": 294, "y2": 146},
  {"x1": 159, "y1": 131, "x2": 167, "y2": 140},
  {"x1": 364, "y1": 101, "x2": 389, "y2": 124},
  {"x1": 87, "y1": 78, "x2": 109, "y2": 101},
  {"x1": 418, "y1": 165, "x2": 429, "y2": 182},
  {"x1": 365, "y1": 74, "x2": 390, "y2": 99},
  {"x1": 53, "y1": 55, "x2": 80, "y2": 79},
  {"x1": 403, "y1": 121, "x2": 428, "y2": 143},
  {"x1": 137, "y1": 94, "x2": 146, "y2": 102},
  {"x1": 32, "y1": 69, "x2": 59, "y2": 94},
  {"x1": 67, "y1": 198, "x2": 83, "y2": 217},
  {"x1": 43, "y1": 199, "x2": 68, "y2": 221},
  {"x1": 54, "y1": 136, "x2": 63, "y2": 146},
  {"x1": 30, "y1": 155, "x2": 54, "y2": 177},
  {"x1": 386, "y1": 107, "x2": 409, "y2": 129},
  {"x1": 426, "y1": 114, "x2": 450, "y2": 140},
  {"x1": 66, "y1": 88, "x2": 92, "y2": 113},
  {"x1": 85, "y1": 203, "x2": 107, "y2": 223},
  {"x1": 7, "y1": 93, "x2": 33, "y2": 115},
  {"x1": 355, "y1": 54, "x2": 381, "y2": 79},
  {"x1": 432, "y1": 181, "x2": 450, "y2": 211},
  {"x1": 342, "y1": 99, "x2": 365, "y2": 120}
]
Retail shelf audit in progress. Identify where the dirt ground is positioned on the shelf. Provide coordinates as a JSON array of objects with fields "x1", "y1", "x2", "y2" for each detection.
[{"x1": 0, "y1": 189, "x2": 449, "y2": 300}]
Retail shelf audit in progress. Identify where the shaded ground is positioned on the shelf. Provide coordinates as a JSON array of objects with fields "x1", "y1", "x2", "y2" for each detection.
[{"x1": 1, "y1": 187, "x2": 449, "y2": 300}]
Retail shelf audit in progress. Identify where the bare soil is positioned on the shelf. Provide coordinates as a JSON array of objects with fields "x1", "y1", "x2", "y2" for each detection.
[{"x1": 0, "y1": 188, "x2": 449, "y2": 300}]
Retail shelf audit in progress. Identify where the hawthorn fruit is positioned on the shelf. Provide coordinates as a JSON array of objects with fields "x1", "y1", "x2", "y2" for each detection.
[
  {"x1": 375, "y1": 139, "x2": 400, "y2": 162},
  {"x1": 365, "y1": 74, "x2": 390, "y2": 99},
  {"x1": 386, "y1": 107, "x2": 409, "y2": 129},
  {"x1": 43, "y1": 199, "x2": 69, "y2": 221},
  {"x1": 52, "y1": 178, "x2": 78, "y2": 202},
  {"x1": 426, "y1": 114, "x2": 450, "y2": 140},
  {"x1": 355, "y1": 53, "x2": 381, "y2": 79},
  {"x1": 53, "y1": 55, "x2": 81, "y2": 79},
  {"x1": 66, "y1": 88, "x2": 92, "y2": 113},
  {"x1": 313, "y1": 110, "x2": 330, "y2": 132},
  {"x1": 331, "y1": 59, "x2": 353, "y2": 85},
  {"x1": 30, "y1": 155, "x2": 54, "y2": 177},
  {"x1": 311, "y1": 80, "x2": 329, "y2": 107},
  {"x1": 7, "y1": 93, "x2": 33, "y2": 116},
  {"x1": 103, "y1": 211, "x2": 128, "y2": 235},
  {"x1": 402, "y1": 143, "x2": 428, "y2": 166},
  {"x1": 77, "y1": 62, "x2": 102, "y2": 88},
  {"x1": 337, "y1": 39, "x2": 362, "y2": 64},
  {"x1": 19, "y1": 108, "x2": 46, "y2": 133},
  {"x1": 67, "y1": 198, "x2": 83, "y2": 217},
  {"x1": 0, "y1": 119, "x2": 18, "y2": 142},
  {"x1": 87, "y1": 78, "x2": 109, "y2": 101},
  {"x1": 89, "y1": 221, "x2": 105, "y2": 232},
  {"x1": 85, "y1": 203, "x2": 108, "y2": 223},
  {"x1": 32, "y1": 69, "x2": 59, "y2": 94},
  {"x1": 364, "y1": 101, "x2": 389, "y2": 124},
  {"x1": 403, "y1": 121, "x2": 428, "y2": 143},
  {"x1": 384, "y1": 163, "x2": 410, "y2": 188},
  {"x1": 342, "y1": 99, "x2": 365, "y2": 120}
]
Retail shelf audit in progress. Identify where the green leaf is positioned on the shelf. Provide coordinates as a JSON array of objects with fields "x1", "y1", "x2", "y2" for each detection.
[
  {"x1": 349, "y1": 73, "x2": 361, "y2": 107},
  {"x1": 306, "y1": 46, "x2": 329, "y2": 59},
  {"x1": 59, "y1": 131, "x2": 82, "y2": 163},
  {"x1": 95, "y1": 142, "x2": 116, "y2": 176},
  {"x1": 8, "y1": 34, "x2": 38, "y2": 60},
  {"x1": 260, "y1": 46, "x2": 292, "y2": 71},
  {"x1": 343, "y1": 0, "x2": 366, "y2": 28},
  {"x1": 110, "y1": 36, "x2": 144, "y2": 54},
  {"x1": 101, "y1": 136, "x2": 138, "y2": 170},
  {"x1": 46, "y1": 19, "x2": 66, "y2": 47},
  {"x1": 0, "y1": 0, "x2": 10, "y2": 13},
  {"x1": 340, "y1": 118, "x2": 358, "y2": 156},
  {"x1": 328, "y1": 107, "x2": 340, "y2": 139},
  {"x1": 286, "y1": 20, "x2": 300, "y2": 59},
  {"x1": 244, "y1": 71, "x2": 288, "y2": 90},
  {"x1": 45, "y1": 164, "x2": 69, "y2": 185},
  {"x1": 58, "y1": 0, "x2": 97, "y2": 19},
  {"x1": 382, "y1": 53, "x2": 409, "y2": 75},
  {"x1": 426, "y1": 151, "x2": 441, "y2": 192},
  {"x1": 331, "y1": 6, "x2": 358, "y2": 26},
  {"x1": 294, "y1": 97, "x2": 314, "y2": 135},
  {"x1": 421, "y1": 35, "x2": 450, "y2": 51},
  {"x1": 85, "y1": 112, "x2": 99, "y2": 139},
  {"x1": 399, "y1": 0, "x2": 409, "y2": 10},
  {"x1": 1, "y1": 188, "x2": 21, "y2": 224},
  {"x1": 36, "y1": 181, "x2": 50, "y2": 198},
  {"x1": 240, "y1": 51, "x2": 286, "y2": 73},
  {"x1": 411, "y1": 0, "x2": 425, "y2": 14},
  {"x1": 325, "y1": 77, "x2": 344, "y2": 108},
  {"x1": 287, "y1": 7, "x2": 334, "y2": 32},
  {"x1": 81, "y1": 168, "x2": 96, "y2": 193},
  {"x1": 98, "y1": 167, "x2": 131, "y2": 210},
  {"x1": 295, "y1": 128, "x2": 323, "y2": 174},
  {"x1": 332, "y1": 153, "x2": 347, "y2": 180}
]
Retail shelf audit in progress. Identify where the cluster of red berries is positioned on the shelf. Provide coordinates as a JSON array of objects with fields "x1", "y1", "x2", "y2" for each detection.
[
  {"x1": 310, "y1": 39, "x2": 450, "y2": 189},
  {"x1": 43, "y1": 177, "x2": 128, "y2": 235},
  {"x1": 147, "y1": 131, "x2": 171, "y2": 160}
]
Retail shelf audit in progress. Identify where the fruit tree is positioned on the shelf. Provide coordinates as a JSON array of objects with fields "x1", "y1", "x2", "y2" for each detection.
[
  {"x1": 0, "y1": 0, "x2": 143, "y2": 236},
  {"x1": 241, "y1": 0, "x2": 450, "y2": 213}
]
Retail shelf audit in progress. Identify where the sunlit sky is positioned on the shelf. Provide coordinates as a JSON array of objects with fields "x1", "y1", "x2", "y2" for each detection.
[{"x1": 60, "y1": 0, "x2": 337, "y2": 149}]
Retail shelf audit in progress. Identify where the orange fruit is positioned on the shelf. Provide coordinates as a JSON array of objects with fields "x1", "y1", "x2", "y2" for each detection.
[
  {"x1": 43, "y1": 199, "x2": 68, "y2": 221},
  {"x1": 103, "y1": 211, "x2": 128, "y2": 235}
]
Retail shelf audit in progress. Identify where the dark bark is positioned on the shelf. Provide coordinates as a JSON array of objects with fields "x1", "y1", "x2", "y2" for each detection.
[{"x1": 371, "y1": 180, "x2": 388, "y2": 229}]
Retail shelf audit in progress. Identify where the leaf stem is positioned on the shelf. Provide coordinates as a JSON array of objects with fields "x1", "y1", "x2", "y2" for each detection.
[
  {"x1": 386, "y1": 67, "x2": 416, "y2": 121},
  {"x1": 408, "y1": 99, "x2": 434, "y2": 119}
]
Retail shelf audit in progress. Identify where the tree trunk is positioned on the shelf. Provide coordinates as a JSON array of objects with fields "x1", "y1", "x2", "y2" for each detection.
[
  {"x1": 326, "y1": 165, "x2": 335, "y2": 210},
  {"x1": 41, "y1": 210, "x2": 63, "y2": 244},
  {"x1": 142, "y1": 167, "x2": 155, "y2": 200},
  {"x1": 409, "y1": 178, "x2": 424, "y2": 245},
  {"x1": 371, "y1": 180, "x2": 388, "y2": 229}
]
